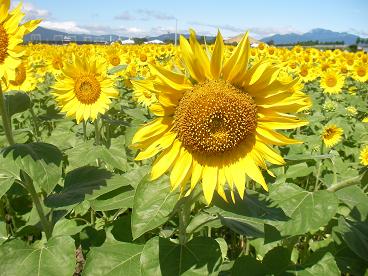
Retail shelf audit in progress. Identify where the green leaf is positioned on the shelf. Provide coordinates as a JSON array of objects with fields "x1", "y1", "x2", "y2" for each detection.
[
  {"x1": 131, "y1": 175, "x2": 179, "y2": 239},
  {"x1": 0, "y1": 156, "x2": 19, "y2": 197},
  {"x1": 83, "y1": 241, "x2": 143, "y2": 276},
  {"x1": 208, "y1": 190, "x2": 287, "y2": 238},
  {"x1": 90, "y1": 188, "x2": 134, "y2": 211},
  {"x1": 284, "y1": 162, "x2": 315, "y2": 179},
  {"x1": 1, "y1": 143, "x2": 63, "y2": 193},
  {"x1": 288, "y1": 252, "x2": 340, "y2": 276},
  {"x1": 111, "y1": 214, "x2": 133, "y2": 242},
  {"x1": 262, "y1": 246, "x2": 291, "y2": 275},
  {"x1": 140, "y1": 237, "x2": 222, "y2": 276},
  {"x1": 52, "y1": 218, "x2": 88, "y2": 237},
  {"x1": 4, "y1": 91, "x2": 31, "y2": 117},
  {"x1": 45, "y1": 166, "x2": 113, "y2": 208},
  {"x1": 269, "y1": 183, "x2": 339, "y2": 235},
  {"x1": 334, "y1": 217, "x2": 368, "y2": 261},
  {"x1": 66, "y1": 141, "x2": 128, "y2": 171},
  {"x1": 123, "y1": 107, "x2": 147, "y2": 122},
  {"x1": 336, "y1": 185, "x2": 368, "y2": 219},
  {"x1": 107, "y1": 64, "x2": 127, "y2": 75},
  {"x1": 0, "y1": 236, "x2": 75, "y2": 276},
  {"x1": 231, "y1": 255, "x2": 265, "y2": 276}
]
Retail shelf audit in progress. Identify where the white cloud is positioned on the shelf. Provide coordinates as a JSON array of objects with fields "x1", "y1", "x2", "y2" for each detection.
[
  {"x1": 40, "y1": 21, "x2": 90, "y2": 34},
  {"x1": 347, "y1": 28, "x2": 368, "y2": 38},
  {"x1": 12, "y1": 2, "x2": 51, "y2": 21}
]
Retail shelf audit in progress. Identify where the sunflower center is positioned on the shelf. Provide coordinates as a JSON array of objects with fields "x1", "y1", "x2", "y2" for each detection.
[
  {"x1": 52, "y1": 57, "x2": 63, "y2": 70},
  {"x1": 357, "y1": 67, "x2": 366, "y2": 77},
  {"x1": 9, "y1": 64, "x2": 27, "y2": 86},
  {"x1": 0, "y1": 24, "x2": 9, "y2": 64},
  {"x1": 74, "y1": 75, "x2": 101, "y2": 104},
  {"x1": 325, "y1": 76, "x2": 337, "y2": 87},
  {"x1": 174, "y1": 80, "x2": 257, "y2": 155},
  {"x1": 110, "y1": 55, "x2": 120, "y2": 66}
]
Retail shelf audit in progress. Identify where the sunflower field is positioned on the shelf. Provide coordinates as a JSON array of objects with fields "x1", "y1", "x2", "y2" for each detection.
[{"x1": 1, "y1": 1, "x2": 368, "y2": 276}]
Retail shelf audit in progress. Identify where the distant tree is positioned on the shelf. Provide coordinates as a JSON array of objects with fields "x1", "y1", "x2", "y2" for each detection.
[
  {"x1": 356, "y1": 37, "x2": 361, "y2": 45},
  {"x1": 267, "y1": 40, "x2": 275, "y2": 45},
  {"x1": 134, "y1": 37, "x2": 148, "y2": 45}
]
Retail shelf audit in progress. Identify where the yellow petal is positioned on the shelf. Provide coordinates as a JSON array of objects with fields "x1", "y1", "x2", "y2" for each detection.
[
  {"x1": 210, "y1": 30, "x2": 224, "y2": 79},
  {"x1": 244, "y1": 155, "x2": 268, "y2": 191},
  {"x1": 201, "y1": 165, "x2": 218, "y2": 204},
  {"x1": 151, "y1": 140, "x2": 182, "y2": 180},
  {"x1": 170, "y1": 148, "x2": 193, "y2": 190}
]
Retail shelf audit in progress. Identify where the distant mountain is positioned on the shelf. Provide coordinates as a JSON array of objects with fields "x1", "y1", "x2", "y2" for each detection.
[
  {"x1": 146, "y1": 33, "x2": 216, "y2": 42},
  {"x1": 24, "y1": 27, "x2": 216, "y2": 43},
  {"x1": 261, "y1": 28, "x2": 359, "y2": 45},
  {"x1": 24, "y1": 27, "x2": 127, "y2": 43}
]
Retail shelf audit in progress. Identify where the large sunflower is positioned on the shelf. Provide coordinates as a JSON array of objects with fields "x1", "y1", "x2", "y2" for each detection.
[
  {"x1": 52, "y1": 54, "x2": 119, "y2": 123},
  {"x1": 0, "y1": 0, "x2": 40, "y2": 84},
  {"x1": 132, "y1": 30, "x2": 310, "y2": 203}
]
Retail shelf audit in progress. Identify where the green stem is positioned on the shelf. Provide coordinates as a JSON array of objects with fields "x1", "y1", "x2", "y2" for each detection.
[
  {"x1": 21, "y1": 171, "x2": 52, "y2": 240},
  {"x1": 314, "y1": 141, "x2": 324, "y2": 191},
  {"x1": 82, "y1": 120, "x2": 87, "y2": 142},
  {"x1": 178, "y1": 200, "x2": 191, "y2": 245},
  {"x1": 29, "y1": 104, "x2": 41, "y2": 142},
  {"x1": 0, "y1": 84, "x2": 15, "y2": 145},
  {"x1": 244, "y1": 237, "x2": 250, "y2": 255},
  {"x1": 327, "y1": 175, "x2": 362, "y2": 192},
  {"x1": 94, "y1": 117, "x2": 101, "y2": 145}
]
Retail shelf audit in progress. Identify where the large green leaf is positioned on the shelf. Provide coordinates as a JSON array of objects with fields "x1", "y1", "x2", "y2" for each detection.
[
  {"x1": 231, "y1": 255, "x2": 265, "y2": 276},
  {"x1": 131, "y1": 175, "x2": 179, "y2": 239},
  {"x1": 66, "y1": 141, "x2": 128, "y2": 171},
  {"x1": 287, "y1": 252, "x2": 340, "y2": 275},
  {"x1": 45, "y1": 166, "x2": 113, "y2": 208},
  {"x1": 4, "y1": 91, "x2": 31, "y2": 117},
  {"x1": 334, "y1": 217, "x2": 368, "y2": 262},
  {"x1": 83, "y1": 241, "x2": 143, "y2": 276},
  {"x1": 90, "y1": 188, "x2": 134, "y2": 211},
  {"x1": 0, "y1": 155, "x2": 20, "y2": 197},
  {"x1": 140, "y1": 237, "x2": 222, "y2": 276},
  {"x1": 208, "y1": 190, "x2": 287, "y2": 238},
  {"x1": 1, "y1": 143, "x2": 63, "y2": 193},
  {"x1": 269, "y1": 182, "x2": 339, "y2": 235},
  {"x1": 0, "y1": 236, "x2": 75, "y2": 276}
]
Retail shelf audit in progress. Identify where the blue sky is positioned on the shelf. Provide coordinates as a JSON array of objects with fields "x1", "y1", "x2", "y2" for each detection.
[{"x1": 16, "y1": 0, "x2": 368, "y2": 38}]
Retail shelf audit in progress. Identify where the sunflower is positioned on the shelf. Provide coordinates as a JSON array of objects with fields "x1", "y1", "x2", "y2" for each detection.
[
  {"x1": 320, "y1": 69, "x2": 345, "y2": 94},
  {"x1": 322, "y1": 124, "x2": 343, "y2": 148},
  {"x1": 359, "y1": 146, "x2": 368, "y2": 166},
  {"x1": 352, "y1": 63, "x2": 368, "y2": 82},
  {"x1": 52, "y1": 54, "x2": 119, "y2": 123},
  {"x1": 131, "y1": 30, "x2": 309, "y2": 203},
  {"x1": 0, "y1": 0, "x2": 40, "y2": 84},
  {"x1": 4, "y1": 61, "x2": 37, "y2": 92}
]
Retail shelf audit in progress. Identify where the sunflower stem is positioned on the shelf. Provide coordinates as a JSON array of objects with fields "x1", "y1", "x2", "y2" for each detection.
[
  {"x1": 21, "y1": 171, "x2": 52, "y2": 240},
  {"x1": 94, "y1": 117, "x2": 101, "y2": 145},
  {"x1": 314, "y1": 141, "x2": 324, "y2": 191},
  {"x1": 29, "y1": 103, "x2": 41, "y2": 142},
  {"x1": 178, "y1": 199, "x2": 191, "y2": 245},
  {"x1": 82, "y1": 120, "x2": 87, "y2": 142},
  {"x1": 327, "y1": 174, "x2": 362, "y2": 192},
  {"x1": 0, "y1": 84, "x2": 15, "y2": 145}
]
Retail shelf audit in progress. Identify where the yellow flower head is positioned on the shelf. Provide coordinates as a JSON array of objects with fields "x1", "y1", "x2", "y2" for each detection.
[
  {"x1": 359, "y1": 146, "x2": 368, "y2": 166},
  {"x1": 0, "y1": 0, "x2": 40, "y2": 84},
  {"x1": 131, "y1": 30, "x2": 310, "y2": 204},
  {"x1": 52, "y1": 54, "x2": 119, "y2": 123},
  {"x1": 320, "y1": 69, "x2": 345, "y2": 94},
  {"x1": 322, "y1": 124, "x2": 343, "y2": 148}
]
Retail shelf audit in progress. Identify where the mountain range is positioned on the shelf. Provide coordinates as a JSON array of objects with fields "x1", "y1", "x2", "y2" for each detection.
[
  {"x1": 25, "y1": 27, "x2": 360, "y2": 45},
  {"x1": 261, "y1": 28, "x2": 359, "y2": 45}
]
